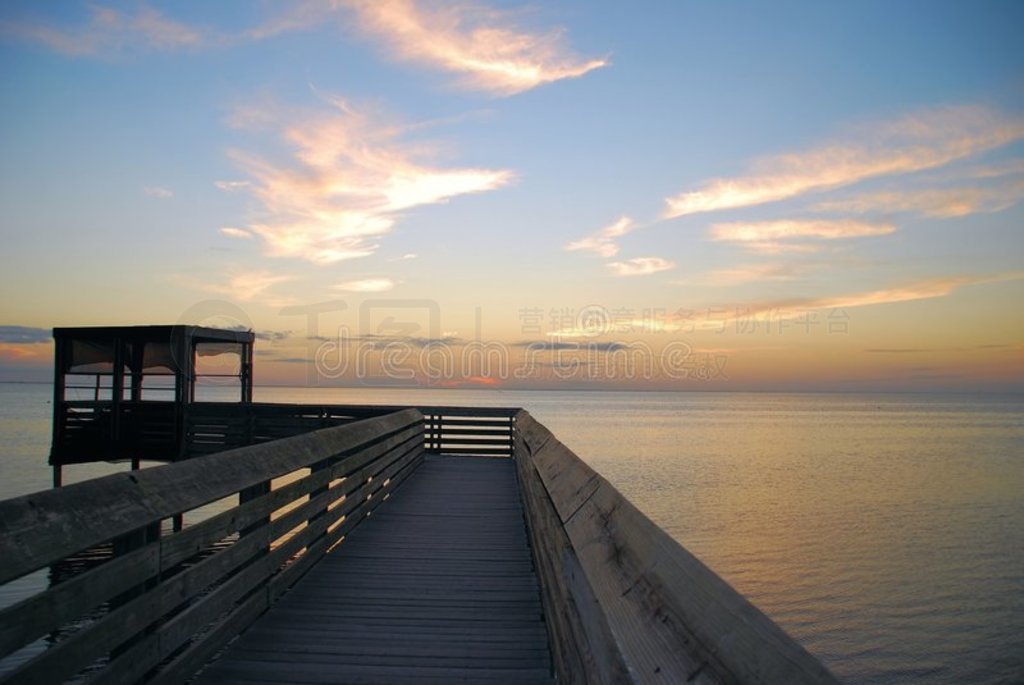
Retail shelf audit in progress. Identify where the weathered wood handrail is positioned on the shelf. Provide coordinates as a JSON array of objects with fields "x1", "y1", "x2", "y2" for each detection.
[
  {"x1": 0, "y1": 409, "x2": 425, "y2": 684},
  {"x1": 53, "y1": 401, "x2": 519, "y2": 465},
  {"x1": 513, "y1": 410, "x2": 840, "y2": 684}
]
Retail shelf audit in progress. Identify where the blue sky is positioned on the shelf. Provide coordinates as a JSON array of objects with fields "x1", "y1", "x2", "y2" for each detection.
[{"x1": 1, "y1": 1, "x2": 1022, "y2": 390}]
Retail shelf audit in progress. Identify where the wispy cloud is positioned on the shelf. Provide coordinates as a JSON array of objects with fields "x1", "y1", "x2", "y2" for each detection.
[
  {"x1": 0, "y1": 343, "x2": 52, "y2": 364},
  {"x1": 338, "y1": 0, "x2": 608, "y2": 95},
  {"x1": 731, "y1": 272, "x2": 1024, "y2": 327},
  {"x1": 244, "y1": 2, "x2": 334, "y2": 41},
  {"x1": 143, "y1": 185, "x2": 173, "y2": 199},
  {"x1": 196, "y1": 270, "x2": 292, "y2": 302},
  {"x1": 813, "y1": 180, "x2": 1024, "y2": 218},
  {"x1": 513, "y1": 340, "x2": 628, "y2": 352},
  {"x1": 220, "y1": 227, "x2": 254, "y2": 239},
  {"x1": 223, "y1": 97, "x2": 512, "y2": 264},
  {"x1": 738, "y1": 241, "x2": 826, "y2": 255},
  {"x1": 540, "y1": 273, "x2": 1023, "y2": 338},
  {"x1": 663, "y1": 106, "x2": 1024, "y2": 218},
  {"x1": 606, "y1": 257, "x2": 675, "y2": 277},
  {"x1": 333, "y1": 277, "x2": 398, "y2": 293},
  {"x1": 961, "y1": 159, "x2": 1024, "y2": 180},
  {"x1": 814, "y1": 277, "x2": 971, "y2": 309},
  {"x1": 3, "y1": 5, "x2": 207, "y2": 57},
  {"x1": 565, "y1": 216, "x2": 634, "y2": 258},
  {"x1": 5, "y1": 1, "x2": 607, "y2": 97},
  {"x1": 693, "y1": 263, "x2": 802, "y2": 287},
  {"x1": 0, "y1": 326, "x2": 50, "y2": 344},
  {"x1": 710, "y1": 219, "x2": 895, "y2": 245},
  {"x1": 215, "y1": 180, "x2": 251, "y2": 191},
  {"x1": 546, "y1": 317, "x2": 677, "y2": 338},
  {"x1": 254, "y1": 329, "x2": 292, "y2": 342}
]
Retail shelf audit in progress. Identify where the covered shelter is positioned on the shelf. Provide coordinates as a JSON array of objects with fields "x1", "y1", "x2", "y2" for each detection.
[{"x1": 50, "y1": 325, "x2": 255, "y2": 484}]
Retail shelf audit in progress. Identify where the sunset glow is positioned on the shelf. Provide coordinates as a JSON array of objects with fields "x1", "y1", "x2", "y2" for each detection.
[{"x1": 0, "y1": 1, "x2": 1021, "y2": 392}]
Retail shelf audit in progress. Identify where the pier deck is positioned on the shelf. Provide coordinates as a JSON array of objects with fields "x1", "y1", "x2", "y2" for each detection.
[
  {"x1": 192, "y1": 456, "x2": 554, "y2": 685},
  {"x1": 1, "y1": 404, "x2": 839, "y2": 685}
]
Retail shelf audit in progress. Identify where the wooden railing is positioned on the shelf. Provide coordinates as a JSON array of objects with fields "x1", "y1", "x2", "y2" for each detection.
[
  {"x1": 419, "y1": 406, "x2": 516, "y2": 457},
  {"x1": 52, "y1": 402, "x2": 519, "y2": 465},
  {"x1": 0, "y1": 409, "x2": 425, "y2": 685},
  {"x1": 513, "y1": 410, "x2": 840, "y2": 685},
  {"x1": 188, "y1": 403, "x2": 518, "y2": 458},
  {"x1": 11, "y1": 403, "x2": 839, "y2": 685},
  {"x1": 185, "y1": 403, "x2": 398, "y2": 456},
  {"x1": 52, "y1": 401, "x2": 182, "y2": 463}
]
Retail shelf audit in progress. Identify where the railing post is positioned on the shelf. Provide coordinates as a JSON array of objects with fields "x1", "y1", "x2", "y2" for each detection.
[
  {"x1": 110, "y1": 518, "x2": 162, "y2": 658},
  {"x1": 239, "y1": 480, "x2": 271, "y2": 556},
  {"x1": 427, "y1": 413, "x2": 439, "y2": 452},
  {"x1": 307, "y1": 456, "x2": 332, "y2": 549}
]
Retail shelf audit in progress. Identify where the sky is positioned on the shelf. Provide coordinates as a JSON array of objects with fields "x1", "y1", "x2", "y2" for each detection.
[{"x1": 1, "y1": 0, "x2": 1022, "y2": 392}]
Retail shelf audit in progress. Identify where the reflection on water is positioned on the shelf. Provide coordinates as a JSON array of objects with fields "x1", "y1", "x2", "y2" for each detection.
[
  {"x1": 528, "y1": 392, "x2": 1024, "y2": 685},
  {"x1": 0, "y1": 383, "x2": 1021, "y2": 684}
]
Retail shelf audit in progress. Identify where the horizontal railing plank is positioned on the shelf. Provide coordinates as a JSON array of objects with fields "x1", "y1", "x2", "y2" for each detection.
[
  {"x1": 514, "y1": 410, "x2": 838, "y2": 685},
  {"x1": 0, "y1": 408, "x2": 429, "y2": 685},
  {"x1": 428, "y1": 418, "x2": 513, "y2": 428},
  {"x1": 0, "y1": 542, "x2": 159, "y2": 660},
  {"x1": 435, "y1": 446, "x2": 511, "y2": 455},
  {"x1": 430, "y1": 436, "x2": 511, "y2": 446},
  {"x1": 0, "y1": 409, "x2": 422, "y2": 584}
]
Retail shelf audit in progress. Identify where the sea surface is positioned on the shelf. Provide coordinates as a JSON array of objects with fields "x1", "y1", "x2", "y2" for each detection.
[{"x1": 1, "y1": 382, "x2": 1022, "y2": 684}]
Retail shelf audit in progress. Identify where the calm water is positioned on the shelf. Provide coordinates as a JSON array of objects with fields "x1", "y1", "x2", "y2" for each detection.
[{"x1": 1, "y1": 382, "x2": 1022, "y2": 684}]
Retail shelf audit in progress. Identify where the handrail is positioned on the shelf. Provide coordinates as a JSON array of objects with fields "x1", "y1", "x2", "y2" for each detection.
[
  {"x1": 186, "y1": 402, "x2": 519, "y2": 458},
  {"x1": 513, "y1": 409, "x2": 840, "y2": 684},
  {"x1": 2, "y1": 403, "x2": 840, "y2": 684},
  {"x1": 51, "y1": 402, "x2": 520, "y2": 466},
  {"x1": 0, "y1": 409, "x2": 425, "y2": 685}
]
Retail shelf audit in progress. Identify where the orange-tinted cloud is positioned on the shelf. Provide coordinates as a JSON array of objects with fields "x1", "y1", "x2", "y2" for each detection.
[
  {"x1": 333, "y1": 278, "x2": 398, "y2": 293},
  {"x1": 565, "y1": 216, "x2": 634, "y2": 258},
  {"x1": 694, "y1": 263, "x2": 802, "y2": 286},
  {"x1": 339, "y1": 0, "x2": 607, "y2": 95},
  {"x1": 726, "y1": 272, "x2": 1024, "y2": 328},
  {"x1": 813, "y1": 180, "x2": 1024, "y2": 218},
  {"x1": 220, "y1": 227, "x2": 254, "y2": 239},
  {"x1": 222, "y1": 98, "x2": 512, "y2": 264},
  {"x1": 706, "y1": 218, "x2": 895, "y2": 256},
  {"x1": 607, "y1": 257, "x2": 675, "y2": 277},
  {"x1": 664, "y1": 106, "x2": 1024, "y2": 218},
  {"x1": 709, "y1": 219, "x2": 895, "y2": 243},
  {"x1": 194, "y1": 270, "x2": 292, "y2": 303},
  {"x1": 0, "y1": 342, "x2": 52, "y2": 365},
  {"x1": 3, "y1": 4, "x2": 206, "y2": 56}
]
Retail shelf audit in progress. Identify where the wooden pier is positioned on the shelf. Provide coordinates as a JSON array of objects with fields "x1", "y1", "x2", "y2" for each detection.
[
  {"x1": 0, "y1": 404, "x2": 840, "y2": 684},
  {"x1": 193, "y1": 456, "x2": 553, "y2": 685}
]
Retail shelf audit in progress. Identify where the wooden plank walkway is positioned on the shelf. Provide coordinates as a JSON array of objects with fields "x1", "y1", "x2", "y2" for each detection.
[{"x1": 191, "y1": 456, "x2": 554, "y2": 685}]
